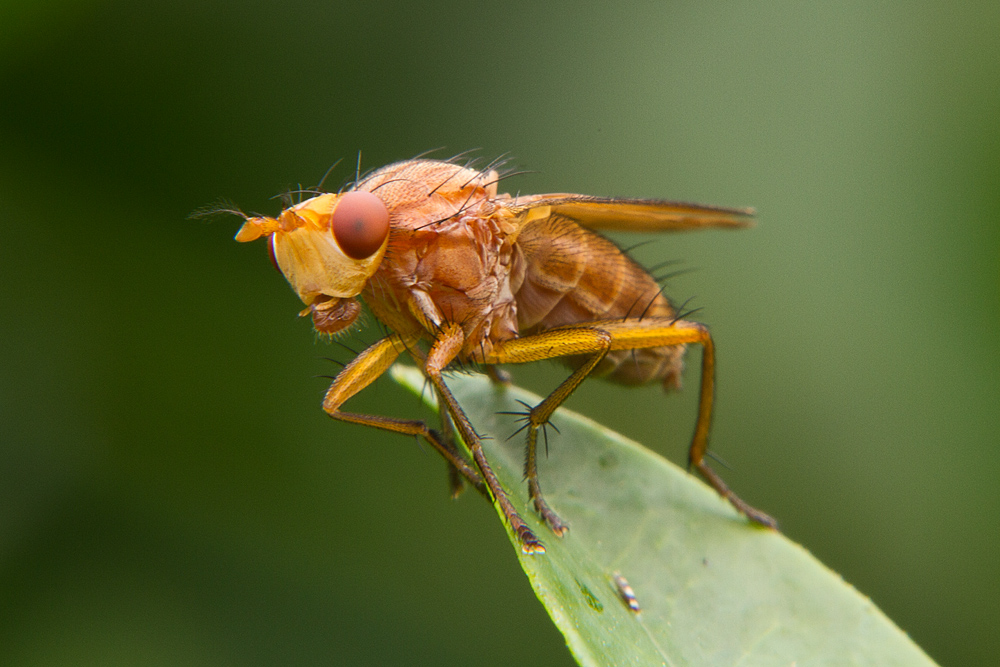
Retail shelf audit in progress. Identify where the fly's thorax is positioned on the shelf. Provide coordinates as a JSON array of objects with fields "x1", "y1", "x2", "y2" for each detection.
[
  {"x1": 354, "y1": 160, "x2": 500, "y2": 214},
  {"x1": 364, "y1": 203, "x2": 521, "y2": 357}
]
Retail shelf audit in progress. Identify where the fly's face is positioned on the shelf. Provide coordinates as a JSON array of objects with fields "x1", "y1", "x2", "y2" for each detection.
[{"x1": 234, "y1": 191, "x2": 391, "y2": 334}]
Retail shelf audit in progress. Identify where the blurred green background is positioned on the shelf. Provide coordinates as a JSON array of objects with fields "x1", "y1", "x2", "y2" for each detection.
[{"x1": 2, "y1": 1, "x2": 997, "y2": 665}]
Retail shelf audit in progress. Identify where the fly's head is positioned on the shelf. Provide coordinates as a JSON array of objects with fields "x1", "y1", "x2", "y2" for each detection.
[{"x1": 234, "y1": 191, "x2": 390, "y2": 335}]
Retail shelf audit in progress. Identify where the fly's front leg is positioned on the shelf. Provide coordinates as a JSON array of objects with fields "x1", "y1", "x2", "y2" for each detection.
[
  {"x1": 322, "y1": 334, "x2": 486, "y2": 497},
  {"x1": 406, "y1": 344, "x2": 469, "y2": 499},
  {"x1": 425, "y1": 323, "x2": 545, "y2": 554}
]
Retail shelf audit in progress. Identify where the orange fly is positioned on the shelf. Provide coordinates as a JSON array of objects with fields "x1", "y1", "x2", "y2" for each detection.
[{"x1": 228, "y1": 157, "x2": 775, "y2": 553}]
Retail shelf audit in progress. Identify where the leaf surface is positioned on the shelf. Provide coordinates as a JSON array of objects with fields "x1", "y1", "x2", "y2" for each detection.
[{"x1": 392, "y1": 366, "x2": 937, "y2": 667}]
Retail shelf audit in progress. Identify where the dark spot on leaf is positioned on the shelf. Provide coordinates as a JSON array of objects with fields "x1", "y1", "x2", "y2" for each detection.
[{"x1": 576, "y1": 578, "x2": 604, "y2": 613}]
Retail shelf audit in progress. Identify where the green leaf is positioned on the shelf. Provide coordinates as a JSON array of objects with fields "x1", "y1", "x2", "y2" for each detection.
[{"x1": 391, "y1": 366, "x2": 937, "y2": 667}]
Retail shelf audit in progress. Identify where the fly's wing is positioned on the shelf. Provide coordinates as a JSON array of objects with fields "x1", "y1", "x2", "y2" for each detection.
[
  {"x1": 507, "y1": 196, "x2": 696, "y2": 386},
  {"x1": 508, "y1": 194, "x2": 754, "y2": 232},
  {"x1": 504, "y1": 192, "x2": 752, "y2": 377}
]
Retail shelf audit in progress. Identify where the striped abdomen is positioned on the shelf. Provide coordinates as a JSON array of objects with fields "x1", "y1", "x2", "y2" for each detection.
[{"x1": 512, "y1": 215, "x2": 685, "y2": 388}]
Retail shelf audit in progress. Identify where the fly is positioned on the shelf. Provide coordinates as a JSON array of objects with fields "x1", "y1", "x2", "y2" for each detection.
[{"x1": 224, "y1": 157, "x2": 776, "y2": 554}]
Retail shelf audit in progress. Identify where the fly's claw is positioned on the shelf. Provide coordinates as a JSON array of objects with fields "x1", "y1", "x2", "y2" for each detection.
[
  {"x1": 744, "y1": 506, "x2": 779, "y2": 530},
  {"x1": 537, "y1": 506, "x2": 568, "y2": 537},
  {"x1": 517, "y1": 525, "x2": 546, "y2": 554}
]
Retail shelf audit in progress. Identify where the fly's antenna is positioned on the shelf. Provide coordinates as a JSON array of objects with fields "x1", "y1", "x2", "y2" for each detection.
[{"x1": 188, "y1": 198, "x2": 249, "y2": 221}]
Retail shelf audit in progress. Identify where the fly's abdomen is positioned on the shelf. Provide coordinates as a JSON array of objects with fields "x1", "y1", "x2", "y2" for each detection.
[{"x1": 512, "y1": 215, "x2": 685, "y2": 388}]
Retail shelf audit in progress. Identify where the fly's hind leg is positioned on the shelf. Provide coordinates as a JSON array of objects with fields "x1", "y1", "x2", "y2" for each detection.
[{"x1": 677, "y1": 322, "x2": 777, "y2": 529}]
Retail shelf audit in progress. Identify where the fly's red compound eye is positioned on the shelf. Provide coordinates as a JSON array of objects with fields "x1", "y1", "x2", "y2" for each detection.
[{"x1": 331, "y1": 191, "x2": 390, "y2": 260}]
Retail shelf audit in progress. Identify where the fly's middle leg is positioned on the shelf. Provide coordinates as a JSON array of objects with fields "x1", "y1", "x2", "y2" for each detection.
[
  {"x1": 488, "y1": 328, "x2": 614, "y2": 535},
  {"x1": 522, "y1": 339, "x2": 611, "y2": 535},
  {"x1": 488, "y1": 318, "x2": 777, "y2": 532}
]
